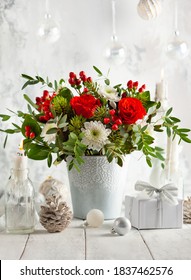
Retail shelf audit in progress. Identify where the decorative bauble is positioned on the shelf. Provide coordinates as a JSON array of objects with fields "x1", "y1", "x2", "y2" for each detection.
[
  {"x1": 137, "y1": 0, "x2": 161, "y2": 20},
  {"x1": 39, "y1": 176, "x2": 68, "y2": 202},
  {"x1": 85, "y1": 209, "x2": 104, "y2": 227},
  {"x1": 111, "y1": 217, "x2": 131, "y2": 235},
  {"x1": 39, "y1": 194, "x2": 73, "y2": 233},
  {"x1": 183, "y1": 197, "x2": 191, "y2": 224}
]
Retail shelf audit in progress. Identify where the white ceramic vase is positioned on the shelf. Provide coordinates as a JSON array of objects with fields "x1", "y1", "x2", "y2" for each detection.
[{"x1": 67, "y1": 156, "x2": 128, "y2": 220}]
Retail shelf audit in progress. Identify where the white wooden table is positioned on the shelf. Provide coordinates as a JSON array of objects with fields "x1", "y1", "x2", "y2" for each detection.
[{"x1": 0, "y1": 219, "x2": 191, "y2": 260}]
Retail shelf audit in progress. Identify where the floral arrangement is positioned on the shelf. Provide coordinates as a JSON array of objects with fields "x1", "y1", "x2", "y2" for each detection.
[{"x1": 0, "y1": 66, "x2": 190, "y2": 170}]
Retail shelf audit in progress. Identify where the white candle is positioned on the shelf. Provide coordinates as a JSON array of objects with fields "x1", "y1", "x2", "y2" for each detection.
[
  {"x1": 13, "y1": 140, "x2": 28, "y2": 180},
  {"x1": 155, "y1": 68, "x2": 168, "y2": 101}
]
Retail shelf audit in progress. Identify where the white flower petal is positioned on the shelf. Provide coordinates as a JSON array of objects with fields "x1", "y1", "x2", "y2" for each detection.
[
  {"x1": 81, "y1": 121, "x2": 111, "y2": 152},
  {"x1": 98, "y1": 85, "x2": 120, "y2": 102},
  {"x1": 41, "y1": 123, "x2": 57, "y2": 144}
]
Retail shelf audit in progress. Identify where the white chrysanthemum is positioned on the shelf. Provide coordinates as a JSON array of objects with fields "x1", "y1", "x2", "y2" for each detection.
[
  {"x1": 41, "y1": 123, "x2": 57, "y2": 144},
  {"x1": 98, "y1": 85, "x2": 120, "y2": 102},
  {"x1": 81, "y1": 121, "x2": 111, "y2": 151}
]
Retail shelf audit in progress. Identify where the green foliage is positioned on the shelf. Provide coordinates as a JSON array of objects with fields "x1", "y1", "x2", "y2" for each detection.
[
  {"x1": 0, "y1": 67, "x2": 190, "y2": 171},
  {"x1": 51, "y1": 96, "x2": 70, "y2": 114},
  {"x1": 63, "y1": 132, "x2": 87, "y2": 171},
  {"x1": 69, "y1": 115, "x2": 86, "y2": 135}
]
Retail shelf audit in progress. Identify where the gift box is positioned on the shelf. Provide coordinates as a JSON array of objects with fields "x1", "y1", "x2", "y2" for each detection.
[{"x1": 125, "y1": 195, "x2": 183, "y2": 229}]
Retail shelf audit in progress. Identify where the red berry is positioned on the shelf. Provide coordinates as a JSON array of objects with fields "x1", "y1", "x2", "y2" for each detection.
[
  {"x1": 103, "y1": 118, "x2": 110, "y2": 124},
  {"x1": 87, "y1": 77, "x2": 92, "y2": 83},
  {"x1": 68, "y1": 77, "x2": 76, "y2": 85},
  {"x1": 139, "y1": 87, "x2": 143, "y2": 93},
  {"x1": 69, "y1": 72, "x2": 76, "y2": 78},
  {"x1": 43, "y1": 90, "x2": 49, "y2": 99},
  {"x1": 111, "y1": 115, "x2": 117, "y2": 122},
  {"x1": 122, "y1": 92, "x2": 127, "y2": 98},
  {"x1": 79, "y1": 71, "x2": 86, "y2": 77},
  {"x1": 133, "y1": 81, "x2": 138, "y2": 88},
  {"x1": 127, "y1": 80, "x2": 133, "y2": 88},
  {"x1": 83, "y1": 87, "x2": 89, "y2": 93},
  {"x1": 25, "y1": 131, "x2": 30, "y2": 138},
  {"x1": 81, "y1": 75, "x2": 87, "y2": 82},
  {"x1": 142, "y1": 84, "x2": 146, "y2": 90},
  {"x1": 39, "y1": 116, "x2": 46, "y2": 122},
  {"x1": 109, "y1": 109, "x2": 116, "y2": 116},
  {"x1": 29, "y1": 132, "x2": 35, "y2": 139},
  {"x1": 25, "y1": 126, "x2": 31, "y2": 132},
  {"x1": 75, "y1": 79, "x2": 81, "y2": 86},
  {"x1": 115, "y1": 118, "x2": 122, "y2": 125},
  {"x1": 112, "y1": 124, "x2": 119, "y2": 131}
]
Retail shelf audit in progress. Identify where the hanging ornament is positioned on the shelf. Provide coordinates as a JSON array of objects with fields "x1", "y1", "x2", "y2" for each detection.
[
  {"x1": 39, "y1": 176, "x2": 68, "y2": 202},
  {"x1": 84, "y1": 209, "x2": 104, "y2": 228},
  {"x1": 137, "y1": 0, "x2": 161, "y2": 20},
  {"x1": 39, "y1": 194, "x2": 73, "y2": 233},
  {"x1": 111, "y1": 217, "x2": 131, "y2": 236}
]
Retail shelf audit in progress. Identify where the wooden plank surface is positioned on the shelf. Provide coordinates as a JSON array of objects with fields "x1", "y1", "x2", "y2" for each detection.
[
  {"x1": 21, "y1": 219, "x2": 85, "y2": 260},
  {"x1": 140, "y1": 225, "x2": 191, "y2": 260},
  {"x1": 0, "y1": 232, "x2": 29, "y2": 260},
  {"x1": 0, "y1": 218, "x2": 191, "y2": 260},
  {"x1": 85, "y1": 221, "x2": 152, "y2": 260}
]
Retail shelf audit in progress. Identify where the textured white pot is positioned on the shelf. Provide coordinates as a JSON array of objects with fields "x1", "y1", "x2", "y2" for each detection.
[{"x1": 67, "y1": 156, "x2": 128, "y2": 220}]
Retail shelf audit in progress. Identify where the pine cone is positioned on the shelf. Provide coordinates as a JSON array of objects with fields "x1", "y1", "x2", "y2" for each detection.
[
  {"x1": 39, "y1": 194, "x2": 73, "y2": 233},
  {"x1": 183, "y1": 197, "x2": 191, "y2": 224}
]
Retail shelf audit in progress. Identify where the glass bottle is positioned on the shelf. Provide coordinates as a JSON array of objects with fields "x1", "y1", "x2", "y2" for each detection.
[{"x1": 5, "y1": 168, "x2": 35, "y2": 234}]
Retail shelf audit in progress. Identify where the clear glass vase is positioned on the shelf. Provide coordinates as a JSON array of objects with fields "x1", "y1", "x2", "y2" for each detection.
[{"x1": 5, "y1": 168, "x2": 35, "y2": 234}]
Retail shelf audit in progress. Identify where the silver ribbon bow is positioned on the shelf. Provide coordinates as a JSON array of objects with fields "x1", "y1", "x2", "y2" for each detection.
[{"x1": 135, "y1": 180, "x2": 179, "y2": 205}]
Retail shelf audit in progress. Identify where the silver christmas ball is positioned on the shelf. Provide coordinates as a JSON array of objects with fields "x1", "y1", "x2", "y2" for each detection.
[{"x1": 111, "y1": 217, "x2": 131, "y2": 236}]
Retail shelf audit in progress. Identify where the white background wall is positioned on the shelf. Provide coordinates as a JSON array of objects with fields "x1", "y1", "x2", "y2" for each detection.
[{"x1": 0, "y1": 0, "x2": 191, "y2": 196}]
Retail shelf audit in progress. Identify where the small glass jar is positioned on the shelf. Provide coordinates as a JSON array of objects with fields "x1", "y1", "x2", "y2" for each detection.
[{"x1": 5, "y1": 168, "x2": 35, "y2": 234}]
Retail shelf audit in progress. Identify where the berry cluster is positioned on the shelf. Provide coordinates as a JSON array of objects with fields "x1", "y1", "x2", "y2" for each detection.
[
  {"x1": 36, "y1": 90, "x2": 56, "y2": 122},
  {"x1": 127, "y1": 80, "x2": 146, "y2": 93},
  {"x1": 104, "y1": 109, "x2": 122, "y2": 131},
  {"x1": 68, "y1": 71, "x2": 92, "y2": 91},
  {"x1": 25, "y1": 126, "x2": 35, "y2": 139}
]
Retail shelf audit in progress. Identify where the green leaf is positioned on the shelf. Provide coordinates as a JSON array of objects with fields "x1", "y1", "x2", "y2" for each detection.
[
  {"x1": 0, "y1": 128, "x2": 19, "y2": 134},
  {"x1": 146, "y1": 156, "x2": 152, "y2": 167},
  {"x1": 156, "y1": 152, "x2": 165, "y2": 161},
  {"x1": 180, "y1": 136, "x2": 191, "y2": 143},
  {"x1": 58, "y1": 87, "x2": 73, "y2": 101},
  {"x1": 23, "y1": 94, "x2": 38, "y2": 109},
  {"x1": 177, "y1": 128, "x2": 191, "y2": 133},
  {"x1": 46, "y1": 128, "x2": 58, "y2": 134},
  {"x1": 47, "y1": 153, "x2": 52, "y2": 167},
  {"x1": 21, "y1": 74, "x2": 34, "y2": 80},
  {"x1": 54, "y1": 80, "x2": 58, "y2": 91},
  {"x1": 169, "y1": 117, "x2": 180, "y2": 123},
  {"x1": 105, "y1": 79, "x2": 110, "y2": 85},
  {"x1": 21, "y1": 115, "x2": 41, "y2": 137},
  {"x1": 166, "y1": 127, "x2": 171, "y2": 137},
  {"x1": 166, "y1": 107, "x2": 173, "y2": 116},
  {"x1": 93, "y1": 66, "x2": 102, "y2": 76},
  {"x1": 27, "y1": 144, "x2": 50, "y2": 160},
  {"x1": 0, "y1": 114, "x2": 11, "y2": 121},
  {"x1": 3, "y1": 135, "x2": 8, "y2": 148}
]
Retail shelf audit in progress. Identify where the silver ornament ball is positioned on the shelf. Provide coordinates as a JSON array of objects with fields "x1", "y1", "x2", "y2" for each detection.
[{"x1": 111, "y1": 217, "x2": 131, "y2": 236}]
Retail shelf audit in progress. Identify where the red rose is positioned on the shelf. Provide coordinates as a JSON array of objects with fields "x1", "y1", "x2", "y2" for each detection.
[
  {"x1": 70, "y1": 94, "x2": 101, "y2": 118},
  {"x1": 118, "y1": 97, "x2": 146, "y2": 124}
]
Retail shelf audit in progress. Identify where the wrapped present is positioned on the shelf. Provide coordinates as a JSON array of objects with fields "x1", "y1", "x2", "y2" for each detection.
[{"x1": 125, "y1": 181, "x2": 183, "y2": 229}]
